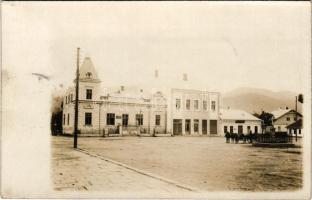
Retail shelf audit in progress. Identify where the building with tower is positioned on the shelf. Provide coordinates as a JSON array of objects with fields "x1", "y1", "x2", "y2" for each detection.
[{"x1": 62, "y1": 56, "x2": 221, "y2": 136}]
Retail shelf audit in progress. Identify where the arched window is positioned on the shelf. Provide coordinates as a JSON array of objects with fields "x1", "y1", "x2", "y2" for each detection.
[{"x1": 86, "y1": 72, "x2": 92, "y2": 78}]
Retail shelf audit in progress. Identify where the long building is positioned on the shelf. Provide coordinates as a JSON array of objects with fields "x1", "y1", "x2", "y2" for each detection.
[
  {"x1": 62, "y1": 56, "x2": 221, "y2": 136},
  {"x1": 219, "y1": 108, "x2": 262, "y2": 136}
]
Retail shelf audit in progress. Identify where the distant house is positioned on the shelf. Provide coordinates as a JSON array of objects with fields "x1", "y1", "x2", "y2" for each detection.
[
  {"x1": 271, "y1": 107, "x2": 303, "y2": 135},
  {"x1": 220, "y1": 108, "x2": 262, "y2": 136},
  {"x1": 286, "y1": 119, "x2": 303, "y2": 137}
]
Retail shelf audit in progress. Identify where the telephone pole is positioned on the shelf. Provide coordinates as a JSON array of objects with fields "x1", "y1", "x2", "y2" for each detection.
[
  {"x1": 295, "y1": 96, "x2": 298, "y2": 142},
  {"x1": 74, "y1": 47, "x2": 80, "y2": 148}
]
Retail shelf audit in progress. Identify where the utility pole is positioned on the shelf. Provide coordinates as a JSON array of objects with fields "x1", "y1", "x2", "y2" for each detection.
[
  {"x1": 295, "y1": 96, "x2": 298, "y2": 142},
  {"x1": 74, "y1": 47, "x2": 80, "y2": 148}
]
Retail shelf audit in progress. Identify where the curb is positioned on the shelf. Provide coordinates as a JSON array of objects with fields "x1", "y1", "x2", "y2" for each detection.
[{"x1": 75, "y1": 148, "x2": 199, "y2": 192}]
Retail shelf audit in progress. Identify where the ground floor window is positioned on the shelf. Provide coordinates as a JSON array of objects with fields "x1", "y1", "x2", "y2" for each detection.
[
  {"x1": 122, "y1": 114, "x2": 128, "y2": 126},
  {"x1": 224, "y1": 126, "x2": 228, "y2": 133},
  {"x1": 255, "y1": 126, "x2": 258, "y2": 134},
  {"x1": 247, "y1": 126, "x2": 251, "y2": 133},
  {"x1": 136, "y1": 114, "x2": 143, "y2": 125},
  {"x1": 194, "y1": 119, "x2": 199, "y2": 132},
  {"x1": 155, "y1": 115, "x2": 161, "y2": 126},
  {"x1": 230, "y1": 126, "x2": 233, "y2": 133},
  {"x1": 85, "y1": 112, "x2": 92, "y2": 125},
  {"x1": 63, "y1": 114, "x2": 65, "y2": 125},
  {"x1": 277, "y1": 126, "x2": 281, "y2": 132},
  {"x1": 107, "y1": 113, "x2": 115, "y2": 125},
  {"x1": 299, "y1": 129, "x2": 301, "y2": 134},
  {"x1": 67, "y1": 113, "x2": 70, "y2": 125}
]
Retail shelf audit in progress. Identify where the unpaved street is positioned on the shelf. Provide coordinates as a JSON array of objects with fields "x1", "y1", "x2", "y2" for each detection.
[{"x1": 52, "y1": 136, "x2": 302, "y2": 192}]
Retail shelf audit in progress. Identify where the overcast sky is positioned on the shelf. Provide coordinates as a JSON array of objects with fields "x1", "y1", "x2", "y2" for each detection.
[{"x1": 3, "y1": 1, "x2": 311, "y2": 93}]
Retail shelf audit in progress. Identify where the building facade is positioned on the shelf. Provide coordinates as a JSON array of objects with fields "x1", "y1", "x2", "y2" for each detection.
[
  {"x1": 271, "y1": 107, "x2": 303, "y2": 136},
  {"x1": 167, "y1": 89, "x2": 220, "y2": 136},
  {"x1": 62, "y1": 56, "x2": 221, "y2": 136},
  {"x1": 220, "y1": 108, "x2": 262, "y2": 136}
]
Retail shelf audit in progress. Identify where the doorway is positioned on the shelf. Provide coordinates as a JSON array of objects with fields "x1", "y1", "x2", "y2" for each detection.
[
  {"x1": 238, "y1": 125, "x2": 243, "y2": 134},
  {"x1": 173, "y1": 119, "x2": 182, "y2": 135},
  {"x1": 185, "y1": 119, "x2": 191, "y2": 135},
  {"x1": 202, "y1": 120, "x2": 207, "y2": 135},
  {"x1": 209, "y1": 120, "x2": 217, "y2": 134}
]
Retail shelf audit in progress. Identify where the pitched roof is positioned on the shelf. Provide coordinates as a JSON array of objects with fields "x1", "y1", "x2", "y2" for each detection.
[
  {"x1": 271, "y1": 108, "x2": 302, "y2": 120},
  {"x1": 220, "y1": 108, "x2": 261, "y2": 121},
  {"x1": 286, "y1": 119, "x2": 302, "y2": 129},
  {"x1": 79, "y1": 57, "x2": 100, "y2": 81}
]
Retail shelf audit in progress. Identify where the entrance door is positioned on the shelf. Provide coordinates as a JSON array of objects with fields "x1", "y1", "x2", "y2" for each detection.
[
  {"x1": 185, "y1": 119, "x2": 191, "y2": 135},
  {"x1": 238, "y1": 125, "x2": 243, "y2": 134},
  {"x1": 173, "y1": 119, "x2": 182, "y2": 135},
  {"x1": 209, "y1": 120, "x2": 217, "y2": 134},
  {"x1": 202, "y1": 120, "x2": 207, "y2": 135}
]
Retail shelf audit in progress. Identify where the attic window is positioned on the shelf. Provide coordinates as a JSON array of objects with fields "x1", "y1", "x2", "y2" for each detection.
[{"x1": 86, "y1": 72, "x2": 92, "y2": 78}]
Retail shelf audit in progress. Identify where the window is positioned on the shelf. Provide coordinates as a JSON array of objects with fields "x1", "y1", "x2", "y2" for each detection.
[
  {"x1": 63, "y1": 114, "x2": 66, "y2": 125},
  {"x1": 85, "y1": 112, "x2": 92, "y2": 125},
  {"x1": 286, "y1": 117, "x2": 290, "y2": 121},
  {"x1": 176, "y1": 99, "x2": 181, "y2": 109},
  {"x1": 86, "y1": 72, "x2": 92, "y2": 78},
  {"x1": 155, "y1": 115, "x2": 161, "y2": 126},
  {"x1": 224, "y1": 126, "x2": 228, "y2": 133},
  {"x1": 294, "y1": 117, "x2": 297, "y2": 121},
  {"x1": 70, "y1": 94, "x2": 73, "y2": 102},
  {"x1": 186, "y1": 99, "x2": 190, "y2": 110},
  {"x1": 194, "y1": 100, "x2": 199, "y2": 110},
  {"x1": 278, "y1": 126, "x2": 281, "y2": 131},
  {"x1": 67, "y1": 113, "x2": 70, "y2": 125},
  {"x1": 230, "y1": 126, "x2": 233, "y2": 133},
  {"x1": 136, "y1": 114, "x2": 143, "y2": 125},
  {"x1": 247, "y1": 126, "x2": 251, "y2": 133},
  {"x1": 65, "y1": 96, "x2": 68, "y2": 104},
  {"x1": 122, "y1": 114, "x2": 128, "y2": 126},
  {"x1": 203, "y1": 101, "x2": 207, "y2": 111},
  {"x1": 299, "y1": 129, "x2": 301, "y2": 134},
  {"x1": 107, "y1": 113, "x2": 115, "y2": 125},
  {"x1": 86, "y1": 89, "x2": 92, "y2": 100},
  {"x1": 211, "y1": 101, "x2": 216, "y2": 111},
  {"x1": 194, "y1": 119, "x2": 199, "y2": 132},
  {"x1": 255, "y1": 126, "x2": 258, "y2": 134}
]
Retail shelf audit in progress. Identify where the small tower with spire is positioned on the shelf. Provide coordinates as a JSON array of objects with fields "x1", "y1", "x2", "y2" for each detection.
[{"x1": 75, "y1": 57, "x2": 101, "y2": 101}]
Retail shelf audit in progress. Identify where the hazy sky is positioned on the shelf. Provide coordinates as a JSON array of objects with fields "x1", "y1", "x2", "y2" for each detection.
[{"x1": 3, "y1": 1, "x2": 311, "y2": 93}]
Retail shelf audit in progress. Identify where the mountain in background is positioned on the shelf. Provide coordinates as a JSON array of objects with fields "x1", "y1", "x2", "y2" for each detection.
[{"x1": 221, "y1": 87, "x2": 302, "y2": 114}]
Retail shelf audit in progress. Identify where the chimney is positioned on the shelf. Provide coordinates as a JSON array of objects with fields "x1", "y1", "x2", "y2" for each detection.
[
  {"x1": 121, "y1": 86, "x2": 124, "y2": 91},
  {"x1": 154, "y1": 70, "x2": 159, "y2": 78},
  {"x1": 183, "y1": 73, "x2": 188, "y2": 81}
]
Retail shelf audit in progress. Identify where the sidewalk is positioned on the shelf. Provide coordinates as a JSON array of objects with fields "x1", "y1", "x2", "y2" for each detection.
[{"x1": 51, "y1": 137, "x2": 194, "y2": 195}]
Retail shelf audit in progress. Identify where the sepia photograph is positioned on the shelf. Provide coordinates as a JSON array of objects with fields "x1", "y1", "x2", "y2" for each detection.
[{"x1": 1, "y1": 1, "x2": 311, "y2": 199}]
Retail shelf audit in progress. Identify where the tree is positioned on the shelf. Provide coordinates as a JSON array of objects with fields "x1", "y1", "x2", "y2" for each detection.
[
  {"x1": 258, "y1": 111, "x2": 274, "y2": 126},
  {"x1": 51, "y1": 93, "x2": 64, "y2": 135}
]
